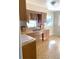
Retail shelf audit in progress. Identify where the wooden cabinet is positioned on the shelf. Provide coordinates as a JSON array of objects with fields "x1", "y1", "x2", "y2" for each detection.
[
  {"x1": 26, "y1": 10, "x2": 47, "y2": 23},
  {"x1": 41, "y1": 13, "x2": 47, "y2": 23},
  {"x1": 26, "y1": 10, "x2": 39, "y2": 20},
  {"x1": 22, "y1": 41, "x2": 36, "y2": 59},
  {"x1": 26, "y1": 11, "x2": 30, "y2": 20},
  {"x1": 30, "y1": 13, "x2": 37, "y2": 20},
  {"x1": 19, "y1": 0, "x2": 27, "y2": 20}
]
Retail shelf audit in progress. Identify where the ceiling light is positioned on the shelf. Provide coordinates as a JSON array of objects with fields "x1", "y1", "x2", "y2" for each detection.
[{"x1": 51, "y1": 1, "x2": 56, "y2": 5}]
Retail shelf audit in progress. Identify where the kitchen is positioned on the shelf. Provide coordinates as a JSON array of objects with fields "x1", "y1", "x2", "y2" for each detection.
[{"x1": 19, "y1": 0, "x2": 60, "y2": 59}]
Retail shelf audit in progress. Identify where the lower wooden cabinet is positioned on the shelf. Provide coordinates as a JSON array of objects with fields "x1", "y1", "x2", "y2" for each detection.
[{"x1": 22, "y1": 41, "x2": 37, "y2": 59}]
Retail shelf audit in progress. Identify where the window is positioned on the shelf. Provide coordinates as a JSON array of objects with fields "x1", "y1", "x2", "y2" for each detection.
[
  {"x1": 44, "y1": 15, "x2": 53, "y2": 27},
  {"x1": 26, "y1": 20, "x2": 37, "y2": 28}
]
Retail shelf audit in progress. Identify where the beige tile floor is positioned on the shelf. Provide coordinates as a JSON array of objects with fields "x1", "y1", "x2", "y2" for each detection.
[{"x1": 36, "y1": 36, "x2": 60, "y2": 59}]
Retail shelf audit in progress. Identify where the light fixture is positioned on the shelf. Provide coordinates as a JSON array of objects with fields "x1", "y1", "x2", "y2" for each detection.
[{"x1": 51, "y1": 1, "x2": 56, "y2": 5}]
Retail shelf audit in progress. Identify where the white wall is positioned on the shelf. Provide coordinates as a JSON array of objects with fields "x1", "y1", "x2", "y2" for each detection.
[
  {"x1": 53, "y1": 11, "x2": 60, "y2": 36},
  {"x1": 46, "y1": 11, "x2": 60, "y2": 36},
  {"x1": 46, "y1": 11, "x2": 54, "y2": 36}
]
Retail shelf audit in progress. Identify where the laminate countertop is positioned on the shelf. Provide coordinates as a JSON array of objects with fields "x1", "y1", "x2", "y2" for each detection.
[{"x1": 20, "y1": 34, "x2": 36, "y2": 46}]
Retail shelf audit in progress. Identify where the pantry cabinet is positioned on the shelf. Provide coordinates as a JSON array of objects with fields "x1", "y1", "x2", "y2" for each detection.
[{"x1": 19, "y1": 0, "x2": 27, "y2": 20}]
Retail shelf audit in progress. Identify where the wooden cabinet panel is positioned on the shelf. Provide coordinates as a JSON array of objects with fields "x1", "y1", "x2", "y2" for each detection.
[
  {"x1": 19, "y1": 0, "x2": 27, "y2": 20},
  {"x1": 42, "y1": 13, "x2": 47, "y2": 23},
  {"x1": 26, "y1": 12, "x2": 30, "y2": 20},
  {"x1": 37, "y1": 14, "x2": 42, "y2": 23},
  {"x1": 22, "y1": 41, "x2": 37, "y2": 59}
]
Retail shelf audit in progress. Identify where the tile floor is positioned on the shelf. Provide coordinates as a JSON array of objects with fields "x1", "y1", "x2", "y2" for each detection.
[{"x1": 36, "y1": 36, "x2": 60, "y2": 59}]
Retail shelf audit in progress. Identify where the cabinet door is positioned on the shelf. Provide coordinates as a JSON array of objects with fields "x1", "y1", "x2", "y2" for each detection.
[
  {"x1": 26, "y1": 12, "x2": 30, "y2": 21},
  {"x1": 30, "y1": 13, "x2": 37, "y2": 20},
  {"x1": 22, "y1": 41, "x2": 36, "y2": 59},
  {"x1": 19, "y1": 0, "x2": 27, "y2": 20},
  {"x1": 42, "y1": 13, "x2": 47, "y2": 23}
]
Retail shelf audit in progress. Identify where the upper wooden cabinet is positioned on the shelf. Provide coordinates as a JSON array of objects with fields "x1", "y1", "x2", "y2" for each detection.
[
  {"x1": 26, "y1": 10, "x2": 39, "y2": 20},
  {"x1": 19, "y1": 0, "x2": 27, "y2": 20},
  {"x1": 27, "y1": 13, "x2": 37, "y2": 20},
  {"x1": 42, "y1": 13, "x2": 47, "y2": 22},
  {"x1": 26, "y1": 10, "x2": 47, "y2": 23}
]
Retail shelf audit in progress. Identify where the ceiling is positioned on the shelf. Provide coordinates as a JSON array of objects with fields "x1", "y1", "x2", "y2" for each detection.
[{"x1": 26, "y1": 0, "x2": 60, "y2": 11}]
